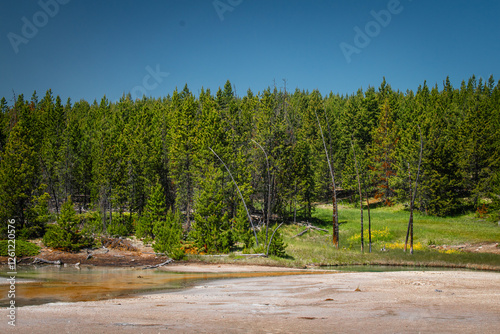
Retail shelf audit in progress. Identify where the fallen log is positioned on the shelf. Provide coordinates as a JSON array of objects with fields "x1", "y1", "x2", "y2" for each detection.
[
  {"x1": 293, "y1": 227, "x2": 311, "y2": 238},
  {"x1": 33, "y1": 258, "x2": 62, "y2": 265},
  {"x1": 293, "y1": 224, "x2": 328, "y2": 238},
  {"x1": 142, "y1": 258, "x2": 174, "y2": 269}
]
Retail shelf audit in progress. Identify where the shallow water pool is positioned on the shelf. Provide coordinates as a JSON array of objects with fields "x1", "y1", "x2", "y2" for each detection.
[{"x1": 0, "y1": 265, "x2": 312, "y2": 307}]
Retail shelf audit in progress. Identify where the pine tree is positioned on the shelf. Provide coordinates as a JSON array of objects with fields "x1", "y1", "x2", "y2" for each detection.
[
  {"x1": 137, "y1": 180, "x2": 167, "y2": 240},
  {"x1": 191, "y1": 164, "x2": 233, "y2": 254},
  {"x1": 70, "y1": 100, "x2": 93, "y2": 212},
  {"x1": 0, "y1": 99, "x2": 38, "y2": 234},
  {"x1": 39, "y1": 91, "x2": 65, "y2": 213},
  {"x1": 153, "y1": 209, "x2": 184, "y2": 259},
  {"x1": 151, "y1": 98, "x2": 176, "y2": 211},
  {"x1": 0, "y1": 97, "x2": 8, "y2": 153},
  {"x1": 43, "y1": 196, "x2": 88, "y2": 252},
  {"x1": 418, "y1": 84, "x2": 462, "y2": 216},
  {"x1": 232, "y1": 203, "x2": 253, "y2": 249},
  {"x1": 259, "y1": 223, "x2": 287, "y2": 257},
  {"x1": 22, "y1": 192, "x2": 51, "y2": 239},
  {"x1": 169, "y1": 85, "x2": 199, "y2": 230},
  {"x1": 457, "y1": 76, "x2": 498, "y2": 210},
  {"x1": 370, "y1": 99, "x2": 397, "y2": 206},
  {"x1": 91, "y1": 96, "x2": 126, "y2": 231}
]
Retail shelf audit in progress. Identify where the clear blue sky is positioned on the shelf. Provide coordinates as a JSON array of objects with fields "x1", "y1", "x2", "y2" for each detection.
[{"x1": 1, "y1": 0, "x2": 499, "y2": 103}]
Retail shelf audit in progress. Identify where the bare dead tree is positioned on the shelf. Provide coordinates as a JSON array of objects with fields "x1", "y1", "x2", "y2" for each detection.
[
  {"x1": 351, "y1": 136, "x2": 364, "y2": 253},
  {"x1": 404, "y1": 126, "x2": 423, "y2": 254},
  {"x1": 209, "y1": 147, "x2": 259, "y2": 246},
  {"x1": 323, "y1": 108, "x2": 339, "y2": 248},
  {"x1": 363, "y1": 145, "x2": 373, "y2": 253},
  {"x1": 405, "y1": 162, "x2": 413, "y2": 253},
  {"x1": 314, "y1": 111, "x2": 339, "y2": 248},
  {"x1": 364, "y1": 182, "x2": 372, "y2": 253}
]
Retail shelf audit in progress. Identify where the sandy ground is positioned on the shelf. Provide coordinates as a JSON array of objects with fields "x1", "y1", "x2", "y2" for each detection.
[
  {"x1": 159, "y1": 262, "x2": 310, "y2": 273},
  {"x1": 430, "y1": 242, "x2": 500, "y2": 254},
  {"x1": 1, "y1": 266, "x2": 499, "y2": 333}
]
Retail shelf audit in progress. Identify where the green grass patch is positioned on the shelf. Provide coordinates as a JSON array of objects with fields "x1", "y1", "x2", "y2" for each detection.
[{"x1": 191, "y1": 204, "x2": 500, "y2": 270}]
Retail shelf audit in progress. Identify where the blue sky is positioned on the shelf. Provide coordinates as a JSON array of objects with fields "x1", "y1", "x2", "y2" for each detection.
[{"x1": 1, "y1": 0, "x2": 499, "y2": 103}]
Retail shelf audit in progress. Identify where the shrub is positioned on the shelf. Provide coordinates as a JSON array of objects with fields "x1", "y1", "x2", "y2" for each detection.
[
  {"x1": 191, "y1": 214, "x2": 234, "y2": 254},
  {"x1": 19, "y1": 192, "x2": 52, "y2": 239},
  {"x1": 81, "y1": 210, "x2": 104, "y2": 236},
  {"x1": 107, "y1": 213, "x2": 135, "y2": 237},
  {"x1": 18, "y1": 225, "x2": 46, "y2": 240},
  {"x1": 258, "y1": 224, "x2": 287, "y2": 257},
  {"x1": 476, "y1": 204, "x2": 488, "y2": 219},
  {"x1": 153, "y1": 210, "x2": 184, "y2": 260},
  {"x1": 43, "y1": 225, "x2": 86, "y2": 252},
  {"x1": 232, "y1": 204, "x2": 253, "y2": 249},
  {"x1": 0, "y1": 240, "x2": 41, "y2": 257},
  {"x1": 43, "y1": 197, "x2": 90, "y2": 252},
  {"x1": 180, "y1": 241, "x2": 205, "y2": 255}
]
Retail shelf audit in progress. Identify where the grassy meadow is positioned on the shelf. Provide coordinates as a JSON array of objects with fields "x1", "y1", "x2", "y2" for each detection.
[{"x1": 191, "y1": 204, "x2": 500, "y2": 270}]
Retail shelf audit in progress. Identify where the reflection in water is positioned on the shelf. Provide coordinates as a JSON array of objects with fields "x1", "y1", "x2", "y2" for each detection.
[{"x1": 0, "y1": 266, "x2": 318, "y2": 307}]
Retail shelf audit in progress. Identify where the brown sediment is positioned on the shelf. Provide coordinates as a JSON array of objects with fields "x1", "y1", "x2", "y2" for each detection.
[
  {"x1": 0, "y1": 237, "x2": 169, "y2": 267},
  {"x1": 2, "y1": 238, "x2": 498, "y2": 269}
]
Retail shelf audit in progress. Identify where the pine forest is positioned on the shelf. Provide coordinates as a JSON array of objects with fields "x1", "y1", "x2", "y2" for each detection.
[{"x1": 1, "y1": 76, "x2": 499, "y2": 256}]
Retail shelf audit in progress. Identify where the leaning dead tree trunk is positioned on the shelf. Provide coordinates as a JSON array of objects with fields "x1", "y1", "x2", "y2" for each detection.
[
  {"x1": 314, "y1": 111, "x2": 339, "y2": 248},
  {"x1": 404, "y1": 126, "x2": 423, "y2": 254},
  {"x1": 252, "y1": 140, "x2": 272, "y2": 249},
  {"x1": 266, "y1": 222, "x2": 284, "y2": 257},
  {"x1": 142, "y1": 258, "x2": 173, "y2": 269},
  {"x1": 323, "y1": 110, "x2": 339, "y2": 248},
  {"x1": 351, "y1": 136, "x2": 364, "y2": 253},
  {"x1": 209, "y1": 147, "x2": 259, "y2": 246}
]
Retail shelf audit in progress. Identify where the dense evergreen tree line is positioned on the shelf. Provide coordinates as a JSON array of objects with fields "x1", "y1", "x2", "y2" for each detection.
[{"x1": 1, "y1": 76, "x2": 499, "y2": 252}]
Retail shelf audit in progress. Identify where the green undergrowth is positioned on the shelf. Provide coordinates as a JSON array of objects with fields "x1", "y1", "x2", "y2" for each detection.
[{"x1": 0, "y1": 240, "x2": 41, "y2": 257}]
